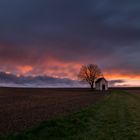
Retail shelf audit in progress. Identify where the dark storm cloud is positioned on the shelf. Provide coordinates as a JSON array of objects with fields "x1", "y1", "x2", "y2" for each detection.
[
  {"x1": 109, "y1": 80, "x2": 125, "y2": 87},
  {"x1": 0, "y1": 72, "x2": 85, "y2": 87},
  {"x1": 0, "y1": 0, "x2": 140, "y2": 76},
  {"x1": 0, "y1": 72, "x2": 127, "y2": 87}
]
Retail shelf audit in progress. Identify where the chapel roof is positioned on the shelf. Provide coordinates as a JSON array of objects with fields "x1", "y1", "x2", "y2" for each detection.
[{"x1": 95, "y1": 77, "x2": 107, "y2": 83}]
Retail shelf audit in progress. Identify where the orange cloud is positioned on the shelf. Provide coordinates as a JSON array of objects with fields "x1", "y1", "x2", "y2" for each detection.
[
  {"x1": 104, "y1": 72, "x2": 140, "y2": 80},
  {"x1": 15, "y1": 60, "x2": 140, "y2": 82},
  {"x1": 17, "y1": 65, "x2": 33, "y2": 74},
  {"x1": 41, "y1": 60, "x2": 82, "y2": 80},
  {"x1": 1, "y1": 55, "x2": 140, "y2": 87}
]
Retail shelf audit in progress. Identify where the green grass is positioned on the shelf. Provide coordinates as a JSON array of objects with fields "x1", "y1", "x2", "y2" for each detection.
[{"x1": 1, "y1": 90, "x2": 140, "y2": 140}]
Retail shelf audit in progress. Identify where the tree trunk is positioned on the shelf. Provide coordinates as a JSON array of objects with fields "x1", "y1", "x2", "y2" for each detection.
[{"x1": 90, "y1": 83, "x2": 94, "y2": 89}]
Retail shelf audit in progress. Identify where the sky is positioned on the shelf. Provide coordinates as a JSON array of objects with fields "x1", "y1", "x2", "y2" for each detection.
[{"x1": 0, "y1": 0, "x2": 140, "y2": 87}]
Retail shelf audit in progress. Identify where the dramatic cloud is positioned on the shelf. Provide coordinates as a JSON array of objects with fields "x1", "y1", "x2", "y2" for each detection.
[
  {"x1": 0, "y1": 72, "x2": 86, "y2": 88},
  {"x1": 0, "y1": 0, "x2": 140, "y2": 86},
  {"x1": 109, "y1": 80, "x2": 125, "y2": 87}
]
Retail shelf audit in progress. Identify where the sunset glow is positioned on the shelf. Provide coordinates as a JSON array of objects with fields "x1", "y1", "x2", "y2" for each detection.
[
  {"x1": 0, "y1": 0, "x2": 140, "y2": 87},
  {"x1": 2, "y1": 61, "x2": 139, "y2": 87},
  {"x1": 17, "y1": 66, "x2": 33, "y2": 74}
]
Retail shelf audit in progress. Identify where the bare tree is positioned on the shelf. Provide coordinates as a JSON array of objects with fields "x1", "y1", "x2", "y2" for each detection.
[{"x1": 78, "y1": 64, "x2": 103, "y2": 89}]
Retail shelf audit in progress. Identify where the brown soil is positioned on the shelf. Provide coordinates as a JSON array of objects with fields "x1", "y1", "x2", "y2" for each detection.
[{"x1": 0, "y1": 88, "x2": 106, "y2": 134}]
